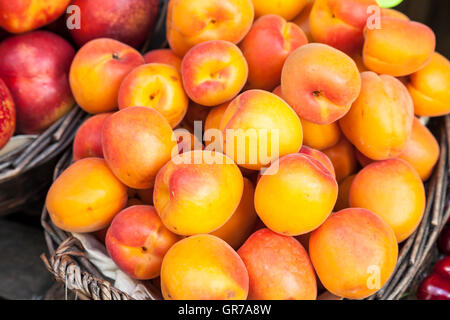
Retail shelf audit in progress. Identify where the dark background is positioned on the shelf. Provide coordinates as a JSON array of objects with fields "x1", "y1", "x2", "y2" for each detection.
[{"x1": 397, "y1": 0, "x2": 449, "y2": 58}]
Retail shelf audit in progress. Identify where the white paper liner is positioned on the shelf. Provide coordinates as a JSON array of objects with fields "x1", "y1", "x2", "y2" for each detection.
[{"x1": 72, "y1": 232, "x2": 153, "y2": 300}]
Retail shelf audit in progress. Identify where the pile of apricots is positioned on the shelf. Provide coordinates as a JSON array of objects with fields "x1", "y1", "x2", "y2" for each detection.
[{"x1": 45, "y1": 0, "x2": 450, "y2": 300}]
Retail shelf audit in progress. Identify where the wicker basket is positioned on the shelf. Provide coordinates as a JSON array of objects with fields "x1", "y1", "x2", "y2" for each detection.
[
  {"x1": 0, "y1": 0, "x2": 168, "y2": 217},
  {"x1": 0, "y1": 107, "x2": 88, "y2": 216},
  {"x1": 41, "y1": 115, "x2": 450, "y2": 300}
]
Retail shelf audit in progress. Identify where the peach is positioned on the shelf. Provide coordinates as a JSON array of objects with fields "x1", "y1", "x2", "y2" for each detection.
[
  {"x1": 299, "y1": 146, "x2": 335, "y2": 177},
  {"x1": 0, "y1": 78, "x2": 15, "y2": 150},
  {"x1": 46, "y1": 158, "x2": 128, "y2": 233},
  {"x1": 238, "y1": 228, "x2": 317, "y2": 300},
  {"x1": 0, "y1": 0, "x2": 70, "y2": 33},
  {"x1": 73, "y1": 113, "x2": 112, "y2": 161},
  {"x1": 70, "y1": 38, "x2": 144, "y2": 114},
  {"x1": 211, "y1": 178, "x2": 257, "y2": 249},
  {"x1": 322, "y1": 136, "x2": 358, "y2": 182},
  {"x1": 350, "y1": 158, "x2": 426, "y2": 242},
  {"x1": 106, "y1": 205, "x2": 180, "y2": 280},
  {"x1": 153, "y1": 150, "x2": 244, "y2": 235},
  {"x1": 220, "y1": 90, "x2": 303, "y2": 170},
  {"x1": 255, "y1": 153, "x2": 338, "y2": 236},
  {"x1": 397, "y1": 118, "x2": 439, "y2": 181},
  {"x1": 252, "y1": 0, "x2": 308, "y2": 20},
  {"x1": 363, "y1": 17, "x2": 435, "y2": 76},
  {"x1": 240, "y1": 14, "x2": 308, "y2": 91},
  {"x1": 281, "y1": 43, "x2": 361, "y2": 124},
  {"x1": 181, "y1": 40, "x2": 248, "y2": 106},
  {"x1": 0, "y1": 31, "x2": 75, "y2": 134},
  {"x1": 69, "y1": 0, "x2": 159, "y2": 49},
  {"x1": 340, "y1": 72, "x2": 414, "y2": 160},
  {"x1": 292, "y1": 1, "x2": 314, "y2": 41},
  {"x1": 102, "y1": 107, "x2": 177, "y2": 189},
  {"x1": 309, "y1": 208, "x2": 398, "y2": 299},
  {"x1": 273, "y1": 85, "x2": 341, "y2": 150},
  {"x1": 144, "y1": 49, "x2": 182, "y2": 73},
  {"x1": 334, "y1": 174, "x2": 356, "y2": 211},
  {"x1": 118, "y1": 63, "x2": 188, "y2": 128},
  {"x1": 166, "y1": 0, "x2": 254, "y2": 57},
  {"x1": 407, "y1": 52, "x2": 450, "y2": 117},
  {"x1": 161, "y1": 234, "x2": 249, "y2": 300},
  {"x1": 309, "y1": 0, "x2": 378, "y2": 54}
]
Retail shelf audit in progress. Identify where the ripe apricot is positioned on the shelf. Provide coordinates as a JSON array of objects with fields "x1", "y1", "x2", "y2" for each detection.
[
  {"x1": 255, "y1": 153, "x2": 338, "y2": 236},
  {"x1": 118, "y1": 63, "x2": 188, "y2": 128},
  {"x1": 363, "y1": 17, "x2": 435, "y2": 76},
  {"x1": 397, "y1": 118, "x2": 440, "y2": 181},
  {"x1": 340, "y1": 71, "x2": 414, "y2": 160},
  {"x1": 106, "y1": 205, "x2": 180, "y2": 280},
  {"x1": 166, "y1": 0, "x2": 254, "y2": 57},
  {"x1": 181, "y1": 40, "x2": 248, "y2": 106},
  {"x1": 69, "y1": 38, "x2": 144, "y2": 114},
  {"x1": 281, "y1": 43, "x2": 361, "y2": 124},
  {"x1": 46, "y1": 158, "x2": 128, "y2": 233},
  {"x1": 102, "y1": 107, "x2": 177, "y2": 189},
  {"x1": 407, "y1": 52, "x2": 450, "y2": 117},
  {"x1": 349, "y1": 158, "x2": 426, "y2": 242},
  {"x1": 240, "y1": 14, "x2": 308, "y2": 91},
  {"x1": 238, "y1": 228, "x2": 317, "y2": 300},
  {"x1": 220, "y1": 90, "x2": 303, "y2": 170},
  {"x1": 309, "y1": 208, "x2": 398, "y2": 299},
  {"x1": 309, "y1": 0, "x2": 378, "y2": 54},
  {"x1": 161, "y1": 234, "x2": 249, "y2": 300},
  {"x1": 153, "y1": 150, "x2": 244, "y2": 235}
]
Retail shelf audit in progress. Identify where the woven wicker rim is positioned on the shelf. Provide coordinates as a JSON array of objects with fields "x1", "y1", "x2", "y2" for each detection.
[{"x1": 41, "y1": 116, "x2": 450, "y2": 300}]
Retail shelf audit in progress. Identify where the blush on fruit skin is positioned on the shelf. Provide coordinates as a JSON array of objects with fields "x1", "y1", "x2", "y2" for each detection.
[
  {"x1": 73, "y1": 113, "x2": 112, "y2": 161},
  {"x1": 237, "y1": 228, "x2": 317, "y2": 300},
  {"x1": 309, "y1": 208, "x2": 398, "y2": 299},
  {"x1": 0, "y1": 31, "x2": 75, "y2": 134},
  {"x1": 68, "y1": 0, "x2": 159, "y2": 49},
  {"x1": 309, "y1": 0, "x2": 379, "y2": 54},
  {"x1": 105, "y1": 205, "x2": 180, "y2": 280},
  {"x1": 0, "y1": 0, "x2": 71, "y2": 34},
  {"x1": 0, "y1": 78, "x2": 15, "y2": 150},
  {"x1": 240, "y1": 14, "x2": 308, "y2": 91},
  {"x1": 69, "y1": 38, "x2": 145, "y2": 114}
]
